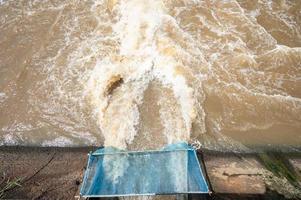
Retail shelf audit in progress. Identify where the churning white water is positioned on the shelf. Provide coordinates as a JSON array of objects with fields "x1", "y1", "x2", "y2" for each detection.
[{"x1": 0, "y1": 0, "x2": 301, "y2": 151}]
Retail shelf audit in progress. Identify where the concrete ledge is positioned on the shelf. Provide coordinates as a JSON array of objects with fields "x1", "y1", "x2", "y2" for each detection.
[
  {"x1": 0, "y1": 146, "x2": 95, "y2": 199},
  {"x1": 0, "y1": 146, "x2": 300, "y2": 199},
  {"x1": 201, "y1": 152, "x2": 266, "y2": 194}
]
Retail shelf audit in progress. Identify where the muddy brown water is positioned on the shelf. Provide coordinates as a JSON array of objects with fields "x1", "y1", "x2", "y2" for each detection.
[{"x1": 0, "y1": 0, "x2": 300, "y2": 151}]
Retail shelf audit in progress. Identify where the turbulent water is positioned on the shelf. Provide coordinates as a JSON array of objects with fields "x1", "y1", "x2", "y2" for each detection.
[{"x1": 0, "y1": 0, "x2": 301, "y2": 151}]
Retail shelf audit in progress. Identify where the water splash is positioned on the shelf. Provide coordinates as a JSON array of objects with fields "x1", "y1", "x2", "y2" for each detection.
[{"x1": 0, "y1": 0, "x2": 300, "y2": 151}]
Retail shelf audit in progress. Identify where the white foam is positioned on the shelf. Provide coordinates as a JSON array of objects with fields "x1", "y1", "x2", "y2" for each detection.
[
  {"x1": 0, "y1": 0, "x2": 7, "y2": 6},
  {"x1": 0, "y1": 92, "x2": 7, "y2": 103},
  {"x1": 3, "y1": 134, "x2": 18, "y2": 145},
  {"x1": 42, "y1": 136, "x2": 74, "y2": 147},
  {"x1": 2, "y1": 0, "x2": 300, "y2": 153},
  {"x1": 85, "y1": 0, "x2": 200, "y2": 148}
]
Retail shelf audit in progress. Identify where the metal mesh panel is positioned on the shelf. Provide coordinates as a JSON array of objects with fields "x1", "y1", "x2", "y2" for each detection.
[{"x1": 80, "y1": 142, "x2": 209, "y2": 197}]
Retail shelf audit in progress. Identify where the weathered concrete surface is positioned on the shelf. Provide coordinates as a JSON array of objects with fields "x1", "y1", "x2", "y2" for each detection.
[
  {"x1": 201, "y1": 152, "x2": 266, "y2": 194},
  {"x1": 0, "y1": 147, "x2": 300, "y2": 199},
  {"x1": 0, "y1": 146, "x2": 95, "y2": 199},
  {"x1": 201, "y1": 151, "x2": 301, "y2": 199}
]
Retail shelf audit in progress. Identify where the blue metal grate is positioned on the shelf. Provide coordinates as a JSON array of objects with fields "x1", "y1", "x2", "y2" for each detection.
[{"x1": 80, "y1": 142, "x2": 209, "y2": 197}]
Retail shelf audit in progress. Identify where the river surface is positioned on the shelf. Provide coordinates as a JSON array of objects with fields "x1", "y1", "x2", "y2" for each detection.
[{"x1": 0, "y1": 0, "x2": 301, "y2": 151}]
